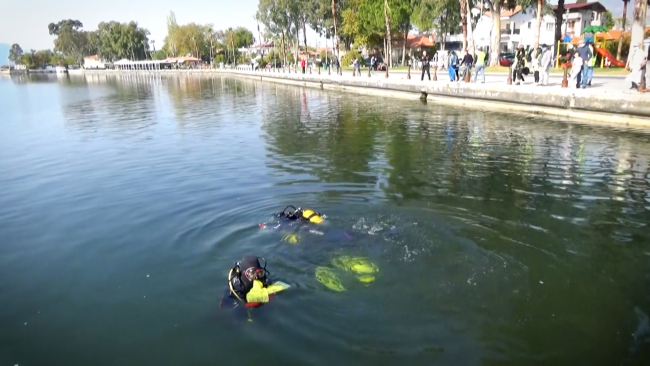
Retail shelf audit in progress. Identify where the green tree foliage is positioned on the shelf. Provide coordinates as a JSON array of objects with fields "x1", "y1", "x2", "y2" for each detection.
[
  {"x1": 340, "y1": 48, "x2": 364, "y2": 65},
  {"x1": 48, "y1": 19, "x2": 90, "y2": 64},
  {"x1": 602, "y1": 11, "x2": 615, "y2": 29},
  {"x1": 412, "y1": 0, "x2": 460, "y2": 50},
  {"x1": 8, "y1": 44, "x2": 23, "y2": 64},
  {"x1": 163, "y1": 11, "x2": 252, "y2": 62},
  {"x1": 94, "y1": 21, "x2": 150, "y2": 61}
]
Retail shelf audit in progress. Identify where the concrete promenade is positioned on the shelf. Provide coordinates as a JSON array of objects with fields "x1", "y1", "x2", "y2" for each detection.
[{"x1": 209, "y1": 66, "x2": 649, "y2": 126}]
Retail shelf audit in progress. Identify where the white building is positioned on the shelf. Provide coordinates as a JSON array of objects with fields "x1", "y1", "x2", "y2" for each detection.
[
  {"x1": 552, "y1": 1, "x2": 606, "y2": 38},
  {"x1": 473, "y1": 1, "x2": 607, "y2": 52},
  {"x1": 474, "y1": 6, "x2": 556, "y2": 52},
  {"x1": 83, "y1": 55, "x2": 108, "y2": 69}
]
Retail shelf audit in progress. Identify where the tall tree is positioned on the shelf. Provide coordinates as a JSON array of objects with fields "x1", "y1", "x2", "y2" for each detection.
[
  {"x1": 8, "y1": 44, "x2": 23, "y2": 64},
  {"x1": 553, "y1": 0, "x2": 565, "y2": 48},
  {"x1": 384, "y1": 0, "x2": 393, "y2": 67},
  {"x1": 460, "y1": 0, "x2": 468, "y2": 51},
  {"x1": 412, "y1": 0, "x2": 460, "y2": 51},
  {"x1": 483, "y1": 0, "x2": 516, "y2": 66},
  {"x1": 332, "y1": 0, "x2": 341, "y2": 62},
  {"x1": 48, "y1": 19, "x2": 89, "y2": 64},
  {"x1": 533, "y1": 0, "x2": 544, "y2": 58},
  {"x1": 466, "y1": 0, "x2": 476, "y2": 55},
  {"x1": 617, "y1": 0, "x2": 629, "y2": 60},
  {"x1": 628, "y1": 0, "x2": 647, "y2": 59}
]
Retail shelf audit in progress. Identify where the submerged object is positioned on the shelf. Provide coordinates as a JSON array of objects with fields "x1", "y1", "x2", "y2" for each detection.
[
  {"x1": 282, "y1": 233, "x2": 299, "y2": 244},
  {"x1": 316, "y1": 256, "x2": 379, "y2": 291},
  {"x1": 315, "y1": 266, "x2": 345, "y2": 292},
  {"x1": 332, "y1": 256, "x2": 379, "y2": 283}
]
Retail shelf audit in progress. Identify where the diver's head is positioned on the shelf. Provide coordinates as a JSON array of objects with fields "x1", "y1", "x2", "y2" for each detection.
[{"x1": 239, "y1": 256, "x2": 268, "y2": 286}]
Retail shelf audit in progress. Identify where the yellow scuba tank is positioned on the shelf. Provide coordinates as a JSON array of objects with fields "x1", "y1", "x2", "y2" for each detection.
[{"x1": 301, "y1": 209, "x2": 323, "y2": 224}]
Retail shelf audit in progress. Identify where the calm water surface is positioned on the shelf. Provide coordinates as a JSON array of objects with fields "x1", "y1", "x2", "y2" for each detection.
[{"x1": 1, "y1": 73, "x2": 650, "y2": 365}]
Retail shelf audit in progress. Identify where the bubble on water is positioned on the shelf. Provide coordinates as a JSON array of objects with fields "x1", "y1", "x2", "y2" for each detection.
[
  {"x1": 146, "y1": 274, "x2": 150, "y2": 278},
  {"x1": 24, "y1": 323, "x2": 27, "y2": 325},
  {"x1": 539, "y1": 281, "x2": 544, "y2": 284}
]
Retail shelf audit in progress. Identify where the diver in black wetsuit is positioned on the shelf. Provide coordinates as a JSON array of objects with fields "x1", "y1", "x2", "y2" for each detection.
[{"x1": 228, "y1": 256, "x2": 270, "y2": 302}]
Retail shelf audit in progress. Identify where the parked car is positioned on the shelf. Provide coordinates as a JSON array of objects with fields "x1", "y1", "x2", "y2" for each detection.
[{"x1": 499, "y1": 52, "x2": 515, "y2": 66}]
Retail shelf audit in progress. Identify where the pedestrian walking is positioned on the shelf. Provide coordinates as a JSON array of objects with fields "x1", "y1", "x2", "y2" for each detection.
[
  {"x1": 474, "y1": 47, "x2": 486, "y2": 83},
  {"x1": 570, "y1": 52, "x2": 584, "y2": 89},
  {"x1": 448, "y1": 51, "x2": 459, "y2": 81},
  {"x1": 587, "y1": 42, "x2": 596, "y2": 86},
  {"x1": 540, "y1": 45, "x2": 552, "y2": 86},
  {"x1": 371, "y1": 56, "x2": 377, "y2": 71},
  {"x1": 575, "y1": 40, "x2": 592, "y2": 88},
  {"x1": 626, "y1": 44, "x2": 646, "y2": 89},
  {"x1": 420, "y1": 51, "x2": 431, "y2": 81},
  {"x1": 301, "y1": 57, "x2": 306, "y2": 74},
  {"x1": 513, "y1": 45, "x2": 526, "y2": 85},
  {"x1": 532, "y1": 47, "x2": 541, "y2": 84},
  {"x1": 460, "y1": 50, "x2": 473, "y2": 81}
]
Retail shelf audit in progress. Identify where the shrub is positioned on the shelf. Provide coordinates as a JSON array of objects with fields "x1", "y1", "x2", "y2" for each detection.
[{"x1": 341, "y1": 49, "x2": 364, "y2": 67}]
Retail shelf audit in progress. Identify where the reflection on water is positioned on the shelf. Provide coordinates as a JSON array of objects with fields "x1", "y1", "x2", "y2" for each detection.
[{"x1": 0, "y1": 73, "x2": 649, "y2": 365}]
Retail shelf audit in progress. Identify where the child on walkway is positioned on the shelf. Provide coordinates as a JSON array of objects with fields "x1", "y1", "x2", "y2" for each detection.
[{"x1": 570, "y1": 52, "x2": 583, "y2": 89}]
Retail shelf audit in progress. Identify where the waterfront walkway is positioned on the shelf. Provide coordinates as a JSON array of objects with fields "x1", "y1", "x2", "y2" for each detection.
[{"x1": 210, "y1": 66, "x2": 649, "y2": 125}]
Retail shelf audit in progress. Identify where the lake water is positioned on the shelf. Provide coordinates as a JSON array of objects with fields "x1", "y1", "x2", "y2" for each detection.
[{"x1": 1, "y1": 73, "x2": 650, "y2": 365}]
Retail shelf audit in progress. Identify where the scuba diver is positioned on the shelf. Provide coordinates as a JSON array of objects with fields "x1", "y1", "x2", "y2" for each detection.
[
  {"x1": 259, "y1": 205, "x2": 334, "y2": 244},
  {"x1": 220, "y1": 255, "x2": 290, "y2": 309},
  {"x1": 263, "y1": 205, "x2": 324, "y2": 225}
]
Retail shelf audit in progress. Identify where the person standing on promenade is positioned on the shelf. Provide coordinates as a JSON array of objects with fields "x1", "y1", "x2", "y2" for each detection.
[
  {"x1": 570, "y1": 51, "x2": 584, "y2": 89},
  {"x1": 587, "y1": 42, "x2": 596, "y2": 86},
  {"x1": 301, "y1": 57, "x2": 306, "y2": 74},
  {"x1": 531, "y1": 48, "x2": 541, "y2": 84},
  {"x1": 626, "y1": 44, "x2": 646, "y2": 89},
  {"x1": 540, "y1": 45, "x2": 552, "y2": 86},
  {"x1": 513, "y1": 45, "x2": 526, "y2": 85},
  {"x1": 460, "y1": 50, "x2": 474, "y2": 81},
  {"x1": 474, "y1": 47, "x2": 486, "y2": 83},
  {"x1": 575, "y1": 40, "x2": 592, "y2": 88},
  {"x1": 448, "y1": 51, "x2": 459, "y2": 81},
  {"x1": 420, "y1": 51, "x2": 431, "y2": 81}
]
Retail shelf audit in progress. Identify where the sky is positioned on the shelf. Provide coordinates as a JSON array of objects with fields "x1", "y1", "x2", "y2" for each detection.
[
  {"x1": 0, "y1": 0, "x2": 632, "y2": 51},
  {"x1": 0, "y1": 0, "x2": 263, "y2": 50}
]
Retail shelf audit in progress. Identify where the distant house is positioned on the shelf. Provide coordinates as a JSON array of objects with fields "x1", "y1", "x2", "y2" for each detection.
[
  {"x1": 83, "y1": 55, "x2": 107, "y2": 69},
  {"x1": 474, "y1": 6, "x2": 556, "y2": 52},
  {"x1": 551, "y1": 2, "x2": 607, "y2": 39}
]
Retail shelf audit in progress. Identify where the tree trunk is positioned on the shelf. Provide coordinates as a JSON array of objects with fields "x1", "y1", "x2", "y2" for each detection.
[
  {"x1": 617, "y1": 0, "x2": 629, "y2": 60},
  {"x1": 533, "y1": 0, "x2": 543, "y2": 58},
  {"x1": 466, "y1": 0, "x2": 475, "y2": 55},
  {"x1": 295, "y1": 29, "x2": 300, "y2": 66},
  {"x1": 629, "y1": 0, "x2": 647, "y2": 63},
  {"x1": 282, "y1": 31, "x2": 286, "y2": 65},
  {"x1": 384, "y1": 0, "x2": 392, "y2": 67},
  {"x1": 332, "y1": 0, "x2": 340, "y2": 63},
  {"x1": 554, "y1": 0, "x2": 565, "y2": 47},
  {"x1": 460, "y1": 0, "x2": 468, "y2": 52},
  {"x1": 302, "y1": 18, "x2": 307, "y2": 52},
  {"x1": 489, "y1": 1, "x2": 502, "y2": 66},
  {"x1": 402, "y1": 28, "x2": 407, "y2": 65}
]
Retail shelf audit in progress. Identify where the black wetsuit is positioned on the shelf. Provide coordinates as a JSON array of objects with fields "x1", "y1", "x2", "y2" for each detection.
[{"x1": 229, "y1": 256, "x2": 267, "y2": 301}]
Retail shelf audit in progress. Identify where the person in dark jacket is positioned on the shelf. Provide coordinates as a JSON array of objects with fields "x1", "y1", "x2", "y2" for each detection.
[
  {"x1": 513, "y1": 44, "x2": 526, "y2": 85},
  {"x1": 575, "y1": 40, "x2": 592, "y2": 89},
  {"x1": 421, "y1": 51, "x2": 431, "y2": 81},
  {"x1": 460, "y1": 50, "x2": 474, "y2": 80}
]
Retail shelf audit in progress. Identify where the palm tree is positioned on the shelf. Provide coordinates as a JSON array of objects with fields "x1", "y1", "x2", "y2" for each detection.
[{"x1": 617, "y1": 0, "x2": 629, "y2": 60}]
